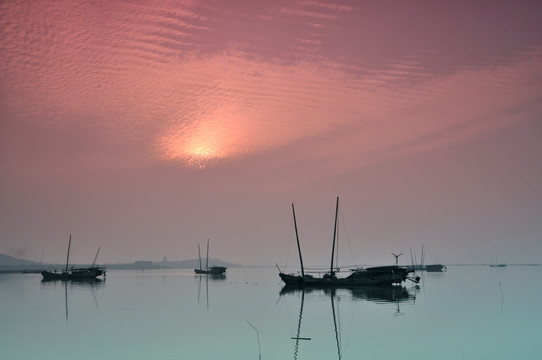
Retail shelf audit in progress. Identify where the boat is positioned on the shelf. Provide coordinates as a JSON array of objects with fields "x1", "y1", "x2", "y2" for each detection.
[
  {"x1": 425, "y1": 264, "x2": 447, "y2": 272},
  {"x1": 278, "y1": 197, "x2": 420, "y2": 287},
  {"x1": 41, "y1": 235, "x2": 106, "y2": 281},
  {"x1": 489, "y1": 257, "x2": 507, "y2": 267},
  {"x1": 194, "y1": 239, "x2": 227, "y2": 275},
  {"x1": 409, "y1": 245, "x2": 446, "y2": 272}
]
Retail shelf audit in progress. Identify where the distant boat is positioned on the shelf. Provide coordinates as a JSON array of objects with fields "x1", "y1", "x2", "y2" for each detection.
[
  {"x1": 278, "y1": 197, "x2": 420, "y2": 287},
  {"x1": 489, "y1": 257, "x2": 507, "y2": 267},
  {"x1": 41, "y1": 235, "x2": 106, "y2": 281},
  {"x1": 194, "y1": 239, "x2": 227, "y2": 275},
  {"x1": 409, "y1": 245, "x2": 446, "y2": 272},
  {"x1": 425, "y1": 264, "x2": 447, "y2": 272}
]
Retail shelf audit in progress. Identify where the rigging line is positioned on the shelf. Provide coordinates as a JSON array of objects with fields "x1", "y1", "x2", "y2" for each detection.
[
  {"x1": 284, "y1": 215, "x2": 295, "y2": 267},
  {"x1": 335, "y1": 211, "x2": 339, "y2": 270},
  {"x1": 339, "y1": 206, "x2": 357, "y2": 267}
]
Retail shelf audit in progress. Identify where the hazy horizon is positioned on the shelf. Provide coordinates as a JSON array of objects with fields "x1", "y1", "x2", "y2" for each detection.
[{"x1": 2, "y1": 1, "x2": 541, "y2": 267}]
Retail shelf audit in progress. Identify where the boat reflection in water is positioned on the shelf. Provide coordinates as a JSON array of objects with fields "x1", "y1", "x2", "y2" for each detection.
[
  {"x1": 195, "y1": 271, "x2": 226, "y2": 309},
  {"x1": 280, "y1": 285, "x2": 417, "y2": 359},
  {"x1": 280, "y1": 284, "x2": 416, "y2": 304},
  {"x1": 40, "y1": 277, "x2": 105, "y2": 325}
]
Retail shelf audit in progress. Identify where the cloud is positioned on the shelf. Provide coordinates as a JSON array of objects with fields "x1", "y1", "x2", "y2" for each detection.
[{"x1": 2, "y1": 0, "x2": 541, "y2": 182}]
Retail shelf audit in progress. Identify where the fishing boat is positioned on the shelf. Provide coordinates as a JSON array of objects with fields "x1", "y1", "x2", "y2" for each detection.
[
  {"x1": 425, "y1": 264, "x2": 446, "y2": 272},
  {"x1": 411, "y1": 245, "x2": 446, "y2": 272},
  {"x1": 278, "y1": 197, "x2": 420, "y2": 287},
  {"x1": 489, "y1": 257, "x2": 507, "y2": 267},
  {"x1": 41, "y1": 235, "x2": 106, "y2": 281},
  {"x1": 194, "y1": 239, "x2": 227, "y2": 275}
]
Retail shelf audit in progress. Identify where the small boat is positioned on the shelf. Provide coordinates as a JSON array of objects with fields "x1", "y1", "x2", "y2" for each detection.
[
  {"x1": 194, "y1": 239, "x2": 227, "y2": 275},
  {"x1": 489, "y1": 257, "x2": 507, "y2": 267},
  {"x1": 409, "y1": 245, "x2": 446, "y2": 272},
  {"x1": 278, "y1": 197, "x2": 419, "y2": 287},
  {"x1": 425, "y1": 264, "x2": 446, "y2": 272},
  {"x1": 41, "y1": 235, "x2": 106, "y2": 281}
]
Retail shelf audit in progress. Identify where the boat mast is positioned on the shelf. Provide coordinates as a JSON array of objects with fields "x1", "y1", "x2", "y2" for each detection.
[
  {"x1": 292, "y1": 203, "x2": 305, "y2": 277},
  {"x1": 205, "y1": 238, "x2": 209, "y2": 269},
  {"x1": 198, "y1": 243, "x2": 202, "y2": 270},
  {"x1": 91, "y1": 246, "x2": 101, "y2": 267},
  {"x1": 65, "y1": 234, "x2": 72, "y2": 272},
  {"x1": 330, "y1": 197, "x2": 339, "y2": 274}
]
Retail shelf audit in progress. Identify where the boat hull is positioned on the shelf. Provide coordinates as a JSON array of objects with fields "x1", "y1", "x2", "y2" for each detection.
[
  {"x1": 41, "y1": 267, "x2": 105, "y2": 281},
  {"x1": 41, "y1": 271, "x2": 71, "y2": 281},
  {"x1": 194, "y1": 266, "x2": 227, "y2": 275},
  {"x1": 425, "y1": 264, "x2": 446, "y2": 272},
  {"x1": 279, "y1": 266, "x2": 416, "y2": 287}
]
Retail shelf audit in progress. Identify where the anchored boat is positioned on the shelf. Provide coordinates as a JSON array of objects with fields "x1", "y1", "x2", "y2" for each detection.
[
  {"x1": 194, "y1": 239, "x2": 227, "y2": 275},
  {"x1": 41, "y1": 235, "x2": 106, "y2": 281},
  {"x1": 278, "y1": 197, "x2": 419, "y2": 287}
]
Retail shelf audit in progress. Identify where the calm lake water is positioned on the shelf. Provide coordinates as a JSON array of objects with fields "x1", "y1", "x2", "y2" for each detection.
[{"x1": 1, "y1": 266, "x2": 541, "y2": 359}]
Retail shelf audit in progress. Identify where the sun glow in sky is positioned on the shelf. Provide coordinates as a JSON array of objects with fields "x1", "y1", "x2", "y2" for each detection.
[{"x1": 1, "y1": 0, "x2": 542, "y2": 266}]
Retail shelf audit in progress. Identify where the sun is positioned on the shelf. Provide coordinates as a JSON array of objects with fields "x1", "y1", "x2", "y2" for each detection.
[
  {"x1": 159, "y1": 105, "x2": 248, "y2": 168},
  {"x1": 158, "y1": 125, "x2": 231, "y2": 169}
]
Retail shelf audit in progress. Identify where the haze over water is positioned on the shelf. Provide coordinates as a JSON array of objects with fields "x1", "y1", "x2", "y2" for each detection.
[{"x1": 1, "y1": 266, "x2": 541, "y2": 359}]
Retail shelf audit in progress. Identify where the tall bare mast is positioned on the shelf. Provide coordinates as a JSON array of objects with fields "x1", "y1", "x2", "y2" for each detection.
[
  {"x1": 205, "y1": 239, "x2": 209, "y2": 269},
  {"x1": 330, "y1": 197, "x2": 339, "y2": 274},
  {"x1": 292, "y1": 203, "x2": 305, "y2": 277},
  {"x1": 91, "y1": 247, "x2": 101, "y2": 268},
  {"x1": 65, "y1": 234, "x2": 72, "y2": 272},
  {"x1": 198, "y1": 244, "x2": 202, "y2": 270}
]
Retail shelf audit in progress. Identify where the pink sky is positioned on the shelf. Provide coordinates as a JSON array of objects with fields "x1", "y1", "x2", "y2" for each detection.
[{"x1": 1, "y1": 0, "x2": 542, "y2": 266}]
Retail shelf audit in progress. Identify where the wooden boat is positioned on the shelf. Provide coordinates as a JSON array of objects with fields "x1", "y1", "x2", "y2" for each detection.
[
  {"x1": 489, "y1": 257, "x2": 507, "y2": 267},
  {"x1": 278, "y1": 197, "x2": 419, "y2": 287},
  {"x1": 409, "y1": 245, "x2": 446, "y2": 272},
  {"x1": 425, "y1": 264, "x2": 446, "y2": 272},
  {"x1": 194, "y1": 239, "x2": 227, "y2": 275},
  {"x1": 41, "y1": 235, "x2": 106, "y2": 281}
]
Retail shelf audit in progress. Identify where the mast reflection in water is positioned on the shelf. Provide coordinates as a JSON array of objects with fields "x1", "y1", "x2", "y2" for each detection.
[
  {"x1": 40, "y1": 278, "x2": 105, "y2": 325},
  {"x1": 280, "y1": 285, "x2": 417, "y2": 359}
]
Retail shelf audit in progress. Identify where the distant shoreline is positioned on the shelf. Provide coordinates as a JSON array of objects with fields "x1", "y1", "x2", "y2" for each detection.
[{"x1": 2, "y1": 263, "x2": 542, "y2": 274}]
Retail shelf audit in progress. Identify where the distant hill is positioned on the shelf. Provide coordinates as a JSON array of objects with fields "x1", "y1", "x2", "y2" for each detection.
[
  {"x1": 107, "y1": 258, "x2": 242, "y2": 269},
  {"x1": 0, "y1": 254, "x2": 41, "y2": 271},
  {"x1": 0, "y1": 253, "x2": 242, "y2": 270},
  {"x1": 0, "y1": 253, "x2": 39, "y2": 267}
]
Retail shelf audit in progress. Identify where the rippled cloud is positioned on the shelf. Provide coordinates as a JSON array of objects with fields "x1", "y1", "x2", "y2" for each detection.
[{"x1": 2, "y1": 0, "x2": 541, "y2": 176}]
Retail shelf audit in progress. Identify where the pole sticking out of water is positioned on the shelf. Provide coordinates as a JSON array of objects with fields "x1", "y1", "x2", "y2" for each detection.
[
  {"x1": 247, "y1": 321, "x2": 261, "y2": 360},
  {"x1": 499, "y1": 282, "x2": 504, "y2": 314}
]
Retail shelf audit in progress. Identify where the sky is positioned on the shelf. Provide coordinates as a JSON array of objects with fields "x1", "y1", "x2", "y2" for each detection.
[{"x1": 1, "y1": 0, "x2": 542, "y2": 267}]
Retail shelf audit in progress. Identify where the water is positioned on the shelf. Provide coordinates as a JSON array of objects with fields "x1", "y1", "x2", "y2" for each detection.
[{"x1": 1, "y1": 266, "x2": 541, "y2": 359}]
